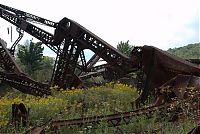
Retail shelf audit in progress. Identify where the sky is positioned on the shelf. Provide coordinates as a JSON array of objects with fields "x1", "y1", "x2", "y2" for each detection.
[{"x1": 0, "y1": 0, "x2": 199, "y2": 57}]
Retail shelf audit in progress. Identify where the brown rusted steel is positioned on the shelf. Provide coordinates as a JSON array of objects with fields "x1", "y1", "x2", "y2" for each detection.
[
  {"x1": 24, "y1": 127, "x2": 44, "y2": 134},
  {"x1": 131, "y1": 46, "x2": 200, "y2": 104},
  {"x1": 0, "y1": 4, "x2": 57, "y2": 28},
  {"x1": 160, "y1": 74, "x2": 200, "y2": 98},
  {"x1": 155, "y1": 74, "x2": 200, "y2": 106},
  {"x1": 9, "y1": 28, "x2": 24, "y2": 56},
  {"x1": 79, "y1": 64, "x2": 107, "y2": 80},
  {"x1": 154, "y1": 75, "x2": 200, "y2": 123},
  {"x1": 12, "y1": 103, "x2": 29, "y2": 127},
  {"x1": 51, "y1": 17, "x2": 136, "y2": 89},
  {"x1": 0, "y1": 38, "x2": 22, "y2": 74},
  {"x1": 24, "y1": 118, "x2": 52, "y2": 134},
  {"x1": 188, "y1": 126, "x2": 200, "y2": 134},
  {"x1": 0, "y1": 6, "x2": 199, "y2": 134},
  {"x1": 51, "y1": 92, "x2": 199, "y2": 129},
  {"x1": 0, "y1": 38, "x2": 50, "y2": 96},
  {"x1": 0, "y1": 71, "x2": 51, "y2": 96},
  {"x1": 78, "y1": 54, "x2": 100, "y2": 76},
  {"x1": 187, "y1": 59, "x2": 200, "y2": 65}
]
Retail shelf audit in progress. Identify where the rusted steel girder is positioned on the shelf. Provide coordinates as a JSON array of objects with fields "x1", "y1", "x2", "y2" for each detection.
[
  {"x1": 0, "y1": 4, "x2": 57, "y2": 28},
  {"x1": 0, "y1": 7, "x2": 58, "y2": 53},
  {"x1": 131, "y1": 46, "x2": 200, "y2": 104},
  {"x1": 51, "y1": 17, "x2": 136, "y2": 88},
  {"x1": 0, "y1": 71, "x2": 50, "y2": 96}
]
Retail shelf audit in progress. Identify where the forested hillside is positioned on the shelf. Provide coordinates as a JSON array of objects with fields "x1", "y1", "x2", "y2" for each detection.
[{"x1": 167, "y1": 43, "x2": 200, "y2": 59}]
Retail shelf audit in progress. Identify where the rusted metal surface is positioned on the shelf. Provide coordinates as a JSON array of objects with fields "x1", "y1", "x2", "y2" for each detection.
[
  {"x1": 187, "y1": 59, "x2": 200, "y2": 65},
  {"x1": 160, "y1": 74, "x2": 200, "y2": 98},
  {"x1": 51, "y1": 17, "x2": 136, "y2": 88},
  {"x1": 24, "y1": 127, "x2": 44, "y2": 134},
  {"x1": 0, "y1": 38, "x2": 22, "y2": 74},
  {"x1": 79, "y1": 64, "x2": 107, "y2": 80},
  {"x1": 24, "y1": 118, "x2": 52, "y2": 134},
  {"x1": 9, "y1": 28, "x2": 24, "y2": 56},
  {"x1": 78, "y1": 54, "x2": 100, "y2": 75},
  {"x1": 155, "y1": 74, "x2": 200, "y2": 106},
  {"x1": 188, "y1": 126, "x2": 200, "y2": 134},
  {"x1": 0, "y1": 4, "x2": 57, "y2": 28},
  {"x1": 131, "y1": 46, "x2": 200, "y2": 104},
  {"x1": 12, "y1": 103, "x2": 29, "y2": 127},
  {"x1": 0, "y1": 71, "x2": 51, "y2": 96}
]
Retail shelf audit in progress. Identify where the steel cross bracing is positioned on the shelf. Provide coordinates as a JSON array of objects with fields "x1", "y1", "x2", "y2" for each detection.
[
  {"x1": 0, "y1": 7, "x2": 58, "y2": 53},
  {"x1": 51, "y1": 17, "x2": 137, "y2": 88},
  {"x1": 0, "y1": 38, "x2": 21, "y2": 74},
  {"x1": 78, "y1": 54, "x2": 100, "y2": 72},
  {"x1": 52, "y1": 36, "x2": 84, "y2": 88},
  {"x1": 0, "y1": 71, "x2": 51, "y2": 96},
  {"x1": 80, "y1": 58, "x2": 200, "y2": 80},
  {"x1": 9, "y1": 28, "x2": 24, "y2": 56},
  {"x1": 0, "y1": 4, "x2": 57, "y2": 28},
  {"x1": 0, "y1": 3, "x2": 100, "y2": 73},
  {"x1": 0, "y1": 4, "x2": 137, "y2": 89},
  {"x1": 0, "y1": 5, "x2": 87, "y2": 89},
  {"x1": 80, "y1": 64, "x2": 107, "y2": 80}
]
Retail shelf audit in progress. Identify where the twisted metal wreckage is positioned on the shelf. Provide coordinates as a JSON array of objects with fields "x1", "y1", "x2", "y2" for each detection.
[{"x1": 0, "y1": 4, "x2": 200, "y2": 133}]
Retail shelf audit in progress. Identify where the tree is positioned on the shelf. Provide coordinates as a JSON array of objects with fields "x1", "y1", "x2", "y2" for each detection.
[
  {"x1": 34, "y1": 56, "x2": 54, "y2": 82},
  {"x1": 17, "y1": 40, "x2": 44, "y2": 77},
  {"x1": 117, "y1": 40, "x2": 133, "y2": 56}
]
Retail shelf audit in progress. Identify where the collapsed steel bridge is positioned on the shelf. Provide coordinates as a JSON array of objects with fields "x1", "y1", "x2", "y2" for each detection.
[
  {"x1": 0, "y1": 4, "x2": 200, "y2": 134},
  {"x1": 0, "y1": 4, "x2": 137, "y2": 95},
  {"x1": 0, "y1": 4, "x2": 199, "y2": 96}
]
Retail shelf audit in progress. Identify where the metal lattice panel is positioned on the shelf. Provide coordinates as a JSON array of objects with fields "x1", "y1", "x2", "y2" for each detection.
[
  {"x1": 0, "y1": 8, "x2": 58, "y2": 53},
  {"x1": 51, "y1": 17, "x2": 136, "y2": 88},
  {"x1": 0, "y1": 71, "x2": 50, "y2": 96},
  {"x1": 52, "y1": 37, "x2": 83, "y2": 88},
  {"x1": 0, "y1": 4, "x2": 57, "y2": 28},
  {"x1": 0, "y1": 38, "x2": 22, "y2": 74}
]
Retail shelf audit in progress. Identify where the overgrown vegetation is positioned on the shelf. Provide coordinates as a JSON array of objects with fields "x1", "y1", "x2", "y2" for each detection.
[{"x1": 0, "y1": 84, "x2": 196, "y2": 133}]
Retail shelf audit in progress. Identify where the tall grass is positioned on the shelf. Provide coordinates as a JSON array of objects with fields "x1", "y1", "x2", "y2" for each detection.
[{"x1": 0, "y1": 83, "x2": 196, "y2": 133}]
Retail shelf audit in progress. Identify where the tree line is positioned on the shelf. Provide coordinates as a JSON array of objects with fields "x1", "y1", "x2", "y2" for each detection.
[{"x1": 167, "y1": 43, "x2": 200, "y2": 59}]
